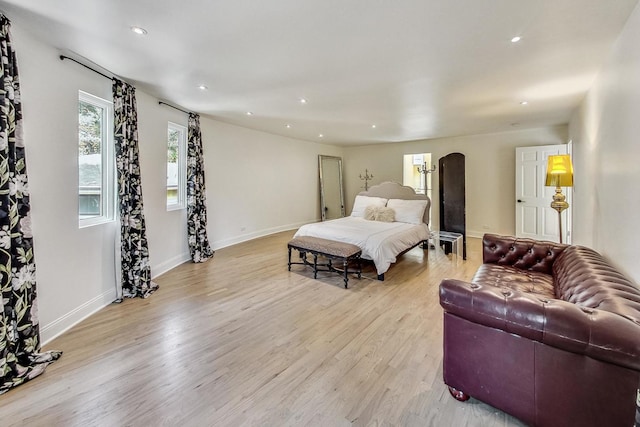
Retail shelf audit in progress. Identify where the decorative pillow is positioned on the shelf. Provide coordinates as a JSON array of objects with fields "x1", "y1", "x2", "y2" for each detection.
[
  {"x1": 363, "y1": 205, "x2": 378, "y2": 221},
  {"x1": 351, "y1": 195, "x2": 388, "y2": 217},
  {"x1": 387, "y1": 199, "x2": 428, "y2": 224},
  {"x1": 363, "y1": 205, "x2": 395, "y2": 222},
  {"x1": 375, "y1": 206, "x2": 396, "y2": 222}
]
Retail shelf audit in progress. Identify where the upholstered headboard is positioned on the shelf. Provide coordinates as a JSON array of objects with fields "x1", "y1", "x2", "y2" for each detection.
[{"x1": 358, "y1": 181, "x2": 431, "y2": 225}]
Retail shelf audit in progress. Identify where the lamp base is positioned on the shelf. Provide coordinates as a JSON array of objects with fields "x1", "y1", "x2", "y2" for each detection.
[
  {"x1": 551, "y1": 186, "x2": 569, "y2": 244},
  {"x1": 551, "y1": 186, "x2": 569, "y2": 213}
]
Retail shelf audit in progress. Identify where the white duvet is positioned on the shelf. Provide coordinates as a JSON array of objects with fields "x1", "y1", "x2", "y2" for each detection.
[{"x1": 293, "y1": 216, "x2": 430, "y2": 275}]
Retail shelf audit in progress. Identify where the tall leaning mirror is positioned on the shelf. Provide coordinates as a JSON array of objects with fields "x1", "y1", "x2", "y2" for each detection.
[{"x1": 318, "y1": 155, "x2": 345, "y2": 221}]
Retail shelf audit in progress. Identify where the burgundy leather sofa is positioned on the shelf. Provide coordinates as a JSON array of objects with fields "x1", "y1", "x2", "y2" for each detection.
[{"x1": 439, "y1": 234, "x2": 640, "y2": 427}]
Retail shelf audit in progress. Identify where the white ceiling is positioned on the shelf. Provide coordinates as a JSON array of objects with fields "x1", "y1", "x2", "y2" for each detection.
[{"x1": 1, "y1": 0, "x2": 638, "y2": 145}]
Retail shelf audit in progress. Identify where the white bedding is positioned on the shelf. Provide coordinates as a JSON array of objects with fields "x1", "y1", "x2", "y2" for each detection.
[{"x1": 293, "y1": 216, "x2": 429, "y2": 275}]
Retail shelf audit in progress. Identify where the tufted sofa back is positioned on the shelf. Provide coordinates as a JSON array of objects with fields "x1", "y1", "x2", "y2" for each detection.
[
  {"x1": 482, "y1": 234, "x2": 568, "y2": 275},
  {"x1": 553, "y1": 245, "x2": 640, "y2": 324}
]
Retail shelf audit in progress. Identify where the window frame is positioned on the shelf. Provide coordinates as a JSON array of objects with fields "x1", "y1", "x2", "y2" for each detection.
[
  {"x1": 166, "y1": 121, "x2": 187, "y2": 211},
  {"x1": 78, "y1": 90, "x2": 115, "y2": 228}
]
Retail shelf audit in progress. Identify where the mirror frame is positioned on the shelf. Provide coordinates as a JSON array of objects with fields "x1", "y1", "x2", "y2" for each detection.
[{"x1": 318, "y1": 155, "x2": 345, "y2": 221}]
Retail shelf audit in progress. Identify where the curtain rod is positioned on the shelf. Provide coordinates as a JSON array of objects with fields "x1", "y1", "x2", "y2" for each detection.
[
  {"x1": 158, "y1": 101, "x2": 192, "y2": 115},
  {"x1": 59, "y1": 55, "x2": 113, "y2": 80},
  {"x1": 60, "y1": 55, "x2": 194, "y2": 115}
]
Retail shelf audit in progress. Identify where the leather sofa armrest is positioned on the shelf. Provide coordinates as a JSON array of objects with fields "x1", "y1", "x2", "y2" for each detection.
[
  {"x1": 439, "y1": 279, "x2": 640, "y2": 371},
  {"x1": 482, "y1": 234, "x2": 567, "y2": 274}
]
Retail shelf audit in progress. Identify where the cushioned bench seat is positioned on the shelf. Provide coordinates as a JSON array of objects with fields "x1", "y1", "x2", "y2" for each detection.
[{"x1": 287, "y1": 236, "x2": 362, "y2": 288}]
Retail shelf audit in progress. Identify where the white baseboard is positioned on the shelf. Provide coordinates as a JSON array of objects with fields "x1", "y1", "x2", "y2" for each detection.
[
  {"x1": 466, "y1": 230, "x2": 485, "y2": 239},
  {"x1": 466, "y1": 230, "x2": 516, "y2": 239},
  {"x1": 40, "y1": 289, "x2": 116, "y2": 346},
  {"x1": 152, "y1": 251, "x2": 191, "y2": 278},
  {"x1": 41, "y1": 252, "x2": 190, "y2": 347},
  {"x1": 40, "y1": 222, "x2": 317, "y2": 346},
  {"x1": 212, "y1": 220, "x2": 318, "y2": 250}
]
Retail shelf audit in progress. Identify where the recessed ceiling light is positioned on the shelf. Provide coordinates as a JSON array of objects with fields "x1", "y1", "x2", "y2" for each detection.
[
  {"x1": 285, "y1": 124, "x2": 292, "y2": 128},
  {"x1": 246, "y1": 111, "x2": 253, "y2": 116},
  {"x1": 511, "y1": 36, "x2": 521, "y2": 43},
  {"x1": 198, "y1": 85, "x2": 208, "y2": 91},
  {"x1": 300, "y1": 98, "x2": 308, "y2": 104},
  {"x1": 371, "y1": 124, "x2": 377, "y2": 129},
  {"x1": 318, "y1": 133, "x2": 324, "y2": 138},
  {"x1": 520, "y1": 101, "x2": 528, "y2": 105},
  {"x1": 131, "y1": 26, "x2": 148, "y2": 35}
]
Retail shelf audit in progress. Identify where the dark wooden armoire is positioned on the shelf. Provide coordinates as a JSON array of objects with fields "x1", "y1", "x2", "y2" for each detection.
[{"x1": 439, "y1": 152, "x2": 466, "y2": 259}]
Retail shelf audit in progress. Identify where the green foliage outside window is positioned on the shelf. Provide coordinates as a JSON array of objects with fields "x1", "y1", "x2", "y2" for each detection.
[
  {"x1": 168, "y1": 128, "x2": 179, "y2": 163},
  {"x1": 79, "y1": 101, "x2": 102, "y2": 155}
]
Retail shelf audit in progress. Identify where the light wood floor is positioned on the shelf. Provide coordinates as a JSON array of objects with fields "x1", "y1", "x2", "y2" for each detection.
[{"x1": 0, "y1": 231, "x2": 525, "y2": 427}]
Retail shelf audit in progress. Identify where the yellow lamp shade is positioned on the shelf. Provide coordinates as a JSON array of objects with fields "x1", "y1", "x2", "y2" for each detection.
[{"x1": 545, "y1": 154, "x2": 574, "y2": 187}]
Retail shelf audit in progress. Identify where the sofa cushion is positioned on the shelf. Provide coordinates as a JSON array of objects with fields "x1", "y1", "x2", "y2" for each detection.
[
  {"x1": 473, "y1": 264, "x2": 555, "y2": 299},
  {"x1": 482, "y1": 234, "x2": 568, "y2": 275},
  {"x1": 553, "y1": 245, "x2": 640, "y2": 324}
]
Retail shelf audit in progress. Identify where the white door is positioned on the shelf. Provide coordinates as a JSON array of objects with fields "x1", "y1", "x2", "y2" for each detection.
[{"x1": 515, "y1": 144, "x2": 571, "y2": 243}]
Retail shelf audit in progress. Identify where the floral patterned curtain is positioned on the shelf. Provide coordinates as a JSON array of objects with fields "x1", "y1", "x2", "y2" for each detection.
[
  {"x1": 113, "y1": 79, "x2": 158, "y2": 298},
  {"x1": 187, "y1": 113, "x2": 214, "y2": 263},
  {"x1": 0, "y1": 14, "x2": 61, "y2": 395}
]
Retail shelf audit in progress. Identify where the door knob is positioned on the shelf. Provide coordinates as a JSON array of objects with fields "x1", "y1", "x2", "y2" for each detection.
[{"x1": 517, "y1": 199, "x2": 524, "y2": 203}]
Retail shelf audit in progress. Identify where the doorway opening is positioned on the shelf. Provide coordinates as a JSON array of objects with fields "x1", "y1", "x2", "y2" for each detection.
[
  {"x1": 403, "y1": 152, "x2": 434, "y2": 222},
  {"x1": 403, "y1": 153, "x2": 433, "y2": 194}
]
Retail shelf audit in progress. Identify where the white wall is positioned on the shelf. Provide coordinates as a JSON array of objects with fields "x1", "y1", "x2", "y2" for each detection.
[
  {"x1": 201, "y1": 120, "x2": 342, "y2": 249},
  {"x1": 569, "y1": 2, "x2": 640, "y2": 283},
  {"x1": 136, "y1": 91, "x2": 192, "y2": 275},
  {"x1": 343, "y1": 126, "x2": 568, "y2": 237},
  {"x1": 17, "y1": 23, "x2": 120, "y2": 344},
  {"x1": 11, "y1": 19, "x2": 343, "y2": 344}
]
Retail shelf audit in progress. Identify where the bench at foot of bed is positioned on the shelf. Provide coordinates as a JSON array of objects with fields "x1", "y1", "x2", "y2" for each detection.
[{"x1": 287, "y1": 236, "x2": 362, "y2": 288}]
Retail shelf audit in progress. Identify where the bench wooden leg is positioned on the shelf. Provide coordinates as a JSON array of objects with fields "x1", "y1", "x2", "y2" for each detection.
[
  {"x1": 343, "y1": 259, "x2": 349, "y2": 288},
  {"x1": 313, "y1": 254, "x2": 318, "y2": 279},
  {"x1": 288, "y1": 243, "x2": 362, "y2": 288}
]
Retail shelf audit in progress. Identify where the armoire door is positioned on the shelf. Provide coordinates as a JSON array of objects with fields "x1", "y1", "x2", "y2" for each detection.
[{"x1": 439, "y1": 152, "x2": 466, "y2": 259}]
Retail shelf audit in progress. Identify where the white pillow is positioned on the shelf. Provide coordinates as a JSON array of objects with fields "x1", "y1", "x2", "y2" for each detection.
[
  {"x1": 387, "y1": 199, "x2": 428, "y2": 224},
  {"x1": 351, "y1": 195, "x2": 388, "y2": 217}
]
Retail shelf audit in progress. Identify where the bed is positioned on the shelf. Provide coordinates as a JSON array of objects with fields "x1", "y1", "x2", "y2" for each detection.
[{"x1": 294, "y1": 181, "x2": 431, "y2": 280}]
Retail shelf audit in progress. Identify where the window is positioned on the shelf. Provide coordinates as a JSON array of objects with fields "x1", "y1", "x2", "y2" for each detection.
[
  {"x1": 167, "y1": 122, "x2": 187, "y2": 210},
  {"x1": 78, "y1": 91, "x2": 114, "y2": 227}
]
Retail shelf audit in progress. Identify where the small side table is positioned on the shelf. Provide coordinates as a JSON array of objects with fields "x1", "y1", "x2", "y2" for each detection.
[{"x1": 435, "y1": 231, "x2": 463, "y2": 261}]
